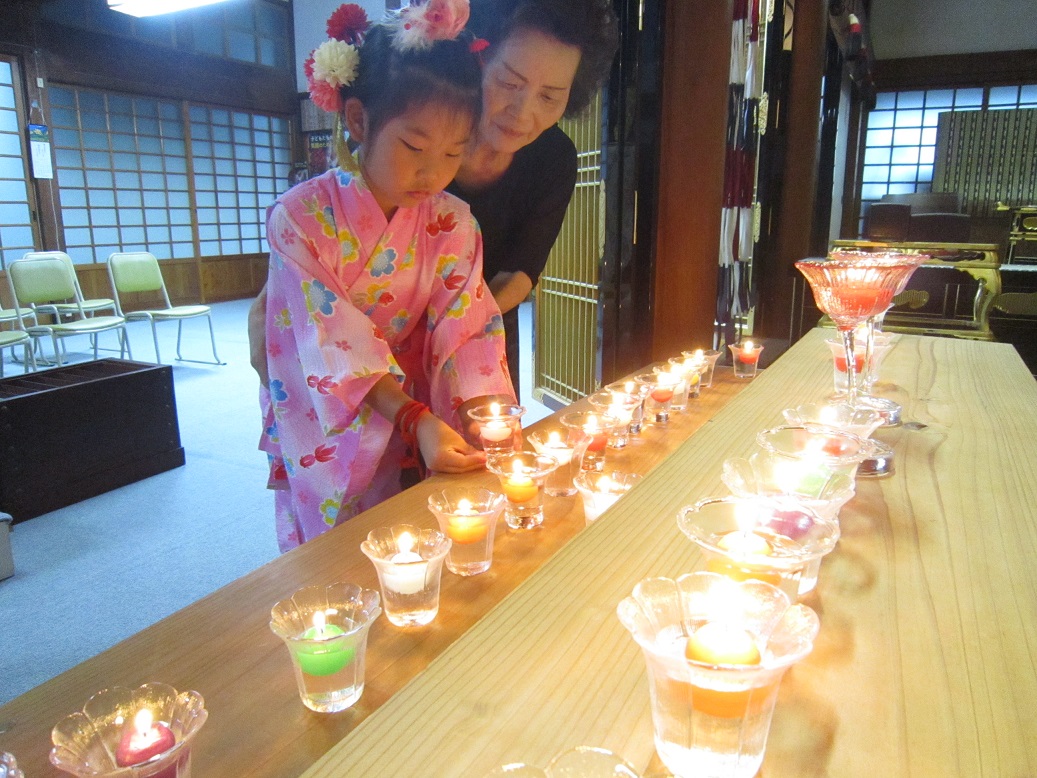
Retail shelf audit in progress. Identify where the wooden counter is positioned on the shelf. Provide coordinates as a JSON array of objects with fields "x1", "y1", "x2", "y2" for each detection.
[
  {"x1": 301, "y1": 331, "x2": 1037, "y2": 777},
  {"x1": 0, "y1": 364, "x2": 748, "y2": 776}
]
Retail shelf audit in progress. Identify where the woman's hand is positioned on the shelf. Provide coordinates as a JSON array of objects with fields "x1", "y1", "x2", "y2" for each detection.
[
  {"x1": 416, "y1": 412, "x2": 487, "y2": 473},
  {"x1": 248, "y1": 286, "x2": 270, "y2": 387}
]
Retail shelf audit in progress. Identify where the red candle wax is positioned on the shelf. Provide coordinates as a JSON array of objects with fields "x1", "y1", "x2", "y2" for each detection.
[
  {"x1": 737, "y1": 350, "x2": 758, "y2": 364},
  {"x1": 834, "y1": 353, "x2": 866, "y2": 373},
  {"x1": 650, "y1": 388, "x2": 673, "y2": 403},
  {"x1": 116, "y1": 710, "x2": 177, "y2": 778},
  {"x1": 586, "y1": 431, "x2": 608, "y2": 451}
]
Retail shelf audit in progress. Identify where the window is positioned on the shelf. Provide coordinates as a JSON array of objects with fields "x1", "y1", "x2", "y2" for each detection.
[
  {"x1": 190, "y1": 105, "x2": 291, "y2": 256},
  {"x1": 859, "y1": 84, "x2": 1037, "y2": 227},
  {"x1": 0, "y1": 59, "x2": 36, "y2": 271},
  {"x1": 49, "y1": 84, "x2": 292, "y2": 264}
]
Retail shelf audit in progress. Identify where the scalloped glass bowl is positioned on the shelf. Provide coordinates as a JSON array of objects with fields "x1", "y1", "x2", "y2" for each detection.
[
  {"x1": 722, "y1": 451, "x2": 855, "y2": 522},
  {"x1": 485, "y1": 746, "x2": 640, "y2": 777},
  {"x1": 782, "y1": 402, "x2": 884, "y2": 440},
  {"x1": 50, "y1": 683, "x2": 207, "y2": 777},
  {"x1": 756, "y1": 424, "x2": 877, "y2": 480}
]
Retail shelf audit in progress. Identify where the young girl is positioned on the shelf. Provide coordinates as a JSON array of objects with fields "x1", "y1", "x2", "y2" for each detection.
[{"x1": 260, "y1": 2, "x2": 514, "y2": 551}]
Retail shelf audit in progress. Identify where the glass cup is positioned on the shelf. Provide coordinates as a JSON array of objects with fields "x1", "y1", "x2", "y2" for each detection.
[
  {"x1": 682, "y1": 348, "x2": 722, "y2": 388},
  {"x1": 633, "y1": 372, "x2": 679, "y2": 425},
  {"x1": 427, "y1": 488, "x2": 506, "y2": 576},
  {"x1": 617, "y1": 572, "x2": 820, "y2": 778},
  {"x1": 781, "y1": 401, "x2": 884, "y2": 441},
  {"x1": 574, "y1": 470, "x2": 642, "y2": 524},
  {"x1": 587, "y1": 389, "x2": 644, "y2": 448},
  {"x1": 269, "y1": 583, "x2": 381, "y2": 713},
  {"x1": 652, "y1": 364, "x2": 690, "y2": 412},
  {"x1": 677, "y1": 496, "x2": 840, "y2": 600},
  {"x1": 467, "y1": 403, "x2": 525, "y2": 463},
  {"x1": 559, "y1": 411, "x2": 623, "y2": 471},
  {"x1": 361, "y1": 525, "x2": 450, "y2": 627},
  {"x1": 50, "y1": 683, "x2": 208, "y2": 778},
  {"x1": 528, "y1": 428, "x2": 589, "y2": 496},
  {"x1": 668, "y1": 356, "x2": 704, "y2": 401},
  {"x1": 0, "y1": 753, "x2": 23, "y2": 778},
  {"x1": 486, "y1": 452, "x2": 559, "y2": 529},
  {"x1": 729, "y1": 342, "x2": 764, "y2": 379},
  {"x1": 756, "y1": 424, "x2": 878, "y2": 482}
]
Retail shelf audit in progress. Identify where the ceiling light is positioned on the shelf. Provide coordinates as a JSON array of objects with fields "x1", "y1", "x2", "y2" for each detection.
[{"x1": 107, "y1": 0, "x2": 232, "y2": 18}]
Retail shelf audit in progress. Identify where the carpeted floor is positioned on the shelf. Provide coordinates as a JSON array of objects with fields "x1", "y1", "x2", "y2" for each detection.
[{"x1": 0, "y1": 298, "x2": 549, "y2": 705}]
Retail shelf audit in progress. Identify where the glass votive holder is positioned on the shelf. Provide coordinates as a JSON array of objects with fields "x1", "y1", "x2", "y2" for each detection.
[
  {"x1": 824, "y1": 336, "x2": 895, "y2": 395},
  {"x1": 617, "y1": 572, "x2": 820, "y2": 778},
  {"x1": 467, "y1": 402, "x2": 525, "y2": 462},
  {"x1": 606, "y1": 380, "x2": 649, "y2": 436},
  {"x1": 486, "y1": 452, "x2": 559, "y2": 529},
  {"x1": 559, "y1": 411, "x2": 623, "y2": 471},
  {"x1": 668, "y1": 356, "x2": 704, "y2": 401},
  {"x1": 528, "y1": 428, "x2": 586, "y2": 496},
  {"x1": 721, "y1": 450, "x2": 855, "y2": 523},
  {"x1": 729, "y1": 341, "x2": 764, "y2": 379},
  {"x1": 677, "y1": 496, "x2": 840, "y2": 600},
  {"x1": 782, "y1": 401, "x2": 884, "y2": 441},
  {"x1": 1, "y1": 753, "x2": 23, "y2": 778},
  {"x1": 633, "y1": 372, "x2": 679, "y2": 425},
  {"x1": 427, "y1": 488, "x2": 506, "y2": 576},
  {"x1": 653, "y1": 364, "x2": 691, "y2": 411},
  {"x1": 682, "y1": 348, "x2": 722, "y2": 388},
  {"x1": 574, "y1": 470, "x2": 642, "y2": 524},
  {"x1": 361, "y1": 525, "x2": 450, "y2": 627},
  {"x1": 587, "y1": 389, "x2": 643, "y2": 448},
  {"x1": 484, "y1": 746, "x2": 641, "y2": 777},
  {"x1": 50, "y1": 683, "x2": 208, "y2": 778},
  {"x1": 269, "y1": 583, "x2": 381, "y2": 712},
  {"x1": 756, "y1": 424, "x2": 877, "y2": 481}
]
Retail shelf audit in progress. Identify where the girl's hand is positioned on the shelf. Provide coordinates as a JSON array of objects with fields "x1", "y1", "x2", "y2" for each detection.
[{"x1": 416, "y1": 413, "x2": 487, "y2": 473}]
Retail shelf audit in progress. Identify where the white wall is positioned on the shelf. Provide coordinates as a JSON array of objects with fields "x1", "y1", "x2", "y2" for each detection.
[
  {"x1": 293, "y1": 0, "x2": 389, "y2": 91},
  {"x1": 871, "y1": 0, "x2": 1037, "y2": 60}
]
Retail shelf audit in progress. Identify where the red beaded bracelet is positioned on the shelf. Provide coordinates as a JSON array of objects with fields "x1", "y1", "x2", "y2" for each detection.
[{"x1": 395, "y1": 399, "x2": 431, "y2": 478}]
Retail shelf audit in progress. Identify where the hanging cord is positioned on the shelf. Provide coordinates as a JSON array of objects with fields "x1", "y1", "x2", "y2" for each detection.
[{"x1": 395, "y1": 399, "x2": 431, "y2": 478}]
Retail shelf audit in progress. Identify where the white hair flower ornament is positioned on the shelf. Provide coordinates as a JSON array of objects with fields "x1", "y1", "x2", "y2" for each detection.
[{"x1": 393, "y1": 0, "x2": 471, "y2": 51}]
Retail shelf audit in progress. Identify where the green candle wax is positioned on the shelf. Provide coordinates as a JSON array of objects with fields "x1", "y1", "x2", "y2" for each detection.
[{"x1": 296, "y1": 624, "x2": 354, "y2": 676}]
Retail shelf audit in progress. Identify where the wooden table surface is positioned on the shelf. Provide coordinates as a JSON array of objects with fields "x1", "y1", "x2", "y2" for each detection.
[
  {"x1": 300, "y1": 331, "x2": 1037, "y2": 777},
  {"x1": 0, "y1": 362, "x2": 749, "y2": 776}
]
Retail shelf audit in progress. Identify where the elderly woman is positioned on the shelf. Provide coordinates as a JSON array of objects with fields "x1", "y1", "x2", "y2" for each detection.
[{"x1": 251, "y1": 0, "x2": 619, "y2": 398}]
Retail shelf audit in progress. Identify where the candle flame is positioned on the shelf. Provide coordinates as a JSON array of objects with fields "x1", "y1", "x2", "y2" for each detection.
[
  {"x1": 457, "y1": 498, "x2": 473, "y2": 513},
  {"x1": 624, "y1": 381, "x2": 634, "y2": 393},
  {"x1": 489, "y1": 402, "x2": 501, "y2": 417},
  {"x1": 548, "y1": 430, "x2": 561, "y2": 445},
  {"x1": 133, "y1": 709, "x2": 154, "y2": 737},
  {"x1": 658, "y1": 372, "x2": 677, "y2": 386},
  {"x1": 819, "y1": 405, "x2": 839, "y2": 425},
  {"x1": 397, "y1": 531, "x2": 416, "y2": 555},
  {"x1": 694, "y1": 348, "x2": 704, "y2": 359},
  {"x1": 743, "y1": 340, "x2": 754, "y2": 352},
  {"x1": 312, "y1": 609, "x2": 327, "y2": 635},
  {"x1": 585, "y1": 414, "x2": 599, "y2": 432},
  {"x1": 596, "y1": 475, "x2": 614, "y2": 491},
  {"x1": 512, "y1": 459, "x2": 525, "y2": 476},
  {"x1": 733, "y1": 500, "x2": 760, "y2": 534}
]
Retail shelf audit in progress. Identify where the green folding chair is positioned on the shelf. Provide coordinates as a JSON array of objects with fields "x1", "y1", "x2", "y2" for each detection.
[
  {"x1": 107, "y1": 252, "x2": 224, "y2": 365},
  {"x1": 8, "y1": 255, "x2": 131, "y2": 366}
]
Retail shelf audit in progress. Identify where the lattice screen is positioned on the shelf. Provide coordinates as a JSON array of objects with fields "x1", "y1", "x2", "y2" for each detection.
[
  {"x1": 533, "y1": 92, "x2": 604, "y2": 405},
  {"x1": 934, "y1": 108, "x2": 1037, "y2": 218}
]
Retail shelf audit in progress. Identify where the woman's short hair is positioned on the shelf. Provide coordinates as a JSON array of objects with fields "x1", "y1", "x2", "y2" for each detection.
[
  {"x1": 346, "y1": 24, "x2": 484, "y2": 137},
  {"x1": 469, "y1": 0, "x2": 620, "y2": 118}
]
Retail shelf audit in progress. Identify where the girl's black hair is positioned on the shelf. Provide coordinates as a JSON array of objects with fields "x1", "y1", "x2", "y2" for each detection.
[
  {"x1": 468, "y1": 0, "x2": 619, "y2": 118},
  {"x1": 345, "y1": 24, "x2": 483, "y2": 138}
]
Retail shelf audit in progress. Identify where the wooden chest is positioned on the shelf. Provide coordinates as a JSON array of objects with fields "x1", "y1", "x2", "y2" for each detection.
[{"x1": 0, "y1": 359, "x2": 185, "y2": 522}]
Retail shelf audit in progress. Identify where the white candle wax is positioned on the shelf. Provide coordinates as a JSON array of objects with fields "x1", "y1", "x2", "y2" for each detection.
[
  {"x1": 385, "y1": 533, "x2": 428, "y2": 594},
  {"x1": 481, "y1": 421, "x2": 513, "y2": 442}
]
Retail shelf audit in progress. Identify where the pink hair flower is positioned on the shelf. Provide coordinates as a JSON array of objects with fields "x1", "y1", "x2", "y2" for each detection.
[{"x1": 394, "y1": 0, "x2": 470, "y2": 50}]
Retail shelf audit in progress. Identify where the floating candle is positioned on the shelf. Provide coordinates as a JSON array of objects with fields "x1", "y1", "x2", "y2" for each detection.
[
  {"x1": 738, "y1": 340, "x2": 757, "y2": 364},
  {"x1": 685, "y1": 622, "x2": 762, "y2": 666},
  {"x1": 297, "y1": 610, "x2": 353, "y2": 676},
  {"x1": 503, "y1": 460, "x2": 538, "y2": 503},
  {"x1": 583, "y1": 414, "x2": 608, "y2": 452},
  {"x1": 445, "y1": 498, "x2": 488, "y2": 544},
  {"x1": 116, "y1": 709, "x2": 176, "y2": 771},
  {"x1": 480, "y1": 403, "x2": 512, "y2": 442},
  {"x1": 385, "y1": 532, "x2": 427, "y2": 595},
  {"x1": 717, "y1": 530, "x2": 774, "y2": 557}
]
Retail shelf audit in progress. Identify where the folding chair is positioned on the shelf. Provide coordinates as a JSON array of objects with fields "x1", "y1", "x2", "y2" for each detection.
[
  {"x1": 7, "y1": 255, "x2": 131, "y2": 366},
  {"x1": 107, "y1": 252, "x2": 224, "y2": 365},
  {"x1": 20, "y1": 251, "x2": 116, "y2": 317},
  {"x1": 0, "y1": 295, "x2": 36, "y2": 376}
]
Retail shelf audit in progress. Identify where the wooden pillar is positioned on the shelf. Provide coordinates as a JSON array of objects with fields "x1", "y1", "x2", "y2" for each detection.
[
  {"x1": 650, "y1": 0, "x2": 732, "y2": 359},
  {"x1": 755, "y1": 0, "x2": 829, "y2": 342}
]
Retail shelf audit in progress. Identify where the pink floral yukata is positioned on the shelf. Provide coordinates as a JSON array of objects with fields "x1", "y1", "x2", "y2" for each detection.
[{"x1": 260, "y1": 169, "x2": 513, "y2": 551}]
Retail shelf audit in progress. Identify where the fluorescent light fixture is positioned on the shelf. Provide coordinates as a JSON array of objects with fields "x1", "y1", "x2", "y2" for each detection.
[{"x1": 107, "y1": 0, "x2": 232, "y2": 17}]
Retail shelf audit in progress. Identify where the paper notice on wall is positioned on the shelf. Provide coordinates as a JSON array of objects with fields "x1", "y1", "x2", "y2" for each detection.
[{"x1": 28, "y1": 124, "x2": 53, "y2": 179}]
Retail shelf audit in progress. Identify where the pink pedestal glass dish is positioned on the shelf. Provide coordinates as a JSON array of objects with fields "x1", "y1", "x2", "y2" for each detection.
[{"x1": 795, "y1": 254, "x2": 923, "y2": 409}]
